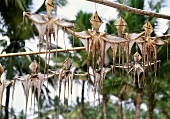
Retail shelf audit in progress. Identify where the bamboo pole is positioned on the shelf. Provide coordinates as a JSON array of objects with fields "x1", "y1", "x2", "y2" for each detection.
[
  {"x1": 0, "y1": 47, "x2": 85, "y2": 58},
  {"x1": 48, "y1": 69, "x2": 88, "y2": 80},
  {"x1": 86, "y1": 0, "x2": 170, "y2": 20}
]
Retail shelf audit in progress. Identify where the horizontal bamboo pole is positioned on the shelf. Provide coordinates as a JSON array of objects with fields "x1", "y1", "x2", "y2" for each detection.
[
  {"x1": 87, "y1": 0, "x2": 170, "y2": 20},
  {"x1": 48, "y1": 69, "x2": 88, "y2": 80},
  {"x1": 0, "y1": 47, "x2": 85, "y2": 58}
]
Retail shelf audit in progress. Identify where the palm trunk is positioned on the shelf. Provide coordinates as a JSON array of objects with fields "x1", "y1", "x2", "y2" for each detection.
[
  {"x1": 103, "y1": 94, "x2": 108, "y2": 119},
  {"x1": 135, "y1": 88, "x2": 143, "y2": 119},
  {"x1": 118, "y1": 98, "x2": 123, "y2": 119},
  {"x1": 5, "y1": 86, "x2": 10, "y2": 119},
  {"x1": 0, "y1": 92, "x2": 3, "y2": 118},
  {"x1": 147, "y1": 90, "x2": 155, "y2": 119},
  {"x1": 80, "y1": 81, "x2": 85, "y2": 119}
]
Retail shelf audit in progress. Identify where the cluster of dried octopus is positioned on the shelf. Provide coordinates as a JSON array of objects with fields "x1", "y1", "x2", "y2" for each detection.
[
  {"x1": 14, "y1": 0, "x2": 169, "y2": 117},
  {"x1": 66, "y1": 11, "x2": 169, "y2": 91}
]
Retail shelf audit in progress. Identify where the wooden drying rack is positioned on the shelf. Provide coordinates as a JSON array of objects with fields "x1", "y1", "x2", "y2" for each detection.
[{"x1": 0, "y1": 47, "x2": 85, "y2": 58}]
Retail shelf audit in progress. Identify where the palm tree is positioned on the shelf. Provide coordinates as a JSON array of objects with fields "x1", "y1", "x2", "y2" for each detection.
[
  {"x1": 0, "y1": 0, "x2": 67, "y2": 118},
  {"x1": 0, "y1": 0, "x2": 35, "y2": 118}
]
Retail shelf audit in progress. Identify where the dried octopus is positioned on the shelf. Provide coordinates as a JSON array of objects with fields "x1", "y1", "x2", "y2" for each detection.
[
  {"x1": 12, "y1": 60, "x2": 54, "y2": 115},
  {"x1": 116, "y1": 52, "x2": 161, "y2": 88},
  {"x1": 0, "y1": 64, "x2": 13, "y2": 111},
  {"x1": 67, "y1": 12, "x2": 127, "y2": 87},
  {"x1": 91, "y1": 67, "x2": 111, "y2": 101},
  {"x1": 48, "y1": 57, "x2": 93, "y2": 102},
  {"x1": 49, "y1": 57, "x2": 74, "y2": 101},
  {"x1": 57, "y1": 58, "x2": 73, "y2": 100}
]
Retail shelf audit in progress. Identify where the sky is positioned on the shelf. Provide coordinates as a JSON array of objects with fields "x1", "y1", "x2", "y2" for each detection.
[{"x1": 1, "y1": 0, "x2": 170, "y2": 117}]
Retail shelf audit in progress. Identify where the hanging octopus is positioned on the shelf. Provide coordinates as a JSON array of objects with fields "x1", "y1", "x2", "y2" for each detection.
[
  {"x1": 48, "y1": 57, "x2": 74, "y2": 100},
  {"x1": 48, "y1": 57, "x2": 95, "y2": 101},
  {"x1": 12, "y1": 60, "x2": 54, "y2": 115},
  {"x1": 142, "y1": 22, "x2": 168, "y2": 68},
  {"x1": 0, "y1": 64, "x2": 13, "y2": 111},
  {"x1": 92, "y1": 67, "x2": 111, "y2": 100},
  {"x1": 58, "y1": 58, "x2": 73, "y2": 100},
  {"x1": 116, "y1": 52, "x2": 161, "y2": 88},
  {"x1": 111, "y1": 17, "x2": 129, "y2": 69},
  {"x1": 23, "y1": 0, "x2": 74, "y2": 73},
  {"x1": 66, "y1": 12, "x2": 127, "y2": 85}
]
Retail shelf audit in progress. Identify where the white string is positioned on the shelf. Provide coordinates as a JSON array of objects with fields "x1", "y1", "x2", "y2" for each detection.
[{"x1": 95, "y1": 3, "x2": 98, "y2": 11}]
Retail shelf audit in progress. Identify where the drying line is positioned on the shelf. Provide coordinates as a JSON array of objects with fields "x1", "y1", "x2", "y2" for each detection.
[{"x1": 0, "y1": 47, "x2": 85, "y2": 58}]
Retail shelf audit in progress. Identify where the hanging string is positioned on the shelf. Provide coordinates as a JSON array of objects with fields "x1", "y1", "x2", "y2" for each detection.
[
  {"x1": 54, "y1": 27, "x2": 59, "y2": 101},
  {"x1": 63, "y1": 27, "x2": 69, "y2": 57},
  {"x1": 71, "y1": 26, "x2": 75, "y2": 61},
  {"x1": 95, "y1": 3, "x2": 98, "y2": 11},
  {"x1": 63, "y1": 27, "x2": 66, "y2": 50},
  {"x1": 70, "y1": 27, "x2": 75, "y2": 108},
  {"x1": 44, "y1": 27, "x2": 50, "y2": 79},
  {"x1": 167, "y1": 43, "x2": 168, "y2": 62},
  {"x1": 38, "y1": 40, "x2": 41, "y2": 72},
  {"x1": 46, "y1": 33, "x2": 52, "y2": 87},
  {"x1": 87, "y1": 39, "x2": 90, "y2": 100}
]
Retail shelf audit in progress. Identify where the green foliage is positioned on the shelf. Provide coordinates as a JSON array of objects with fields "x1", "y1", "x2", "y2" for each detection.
[{"x1": 74, "y1": 10, "x2": 92, "y2": 30}]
